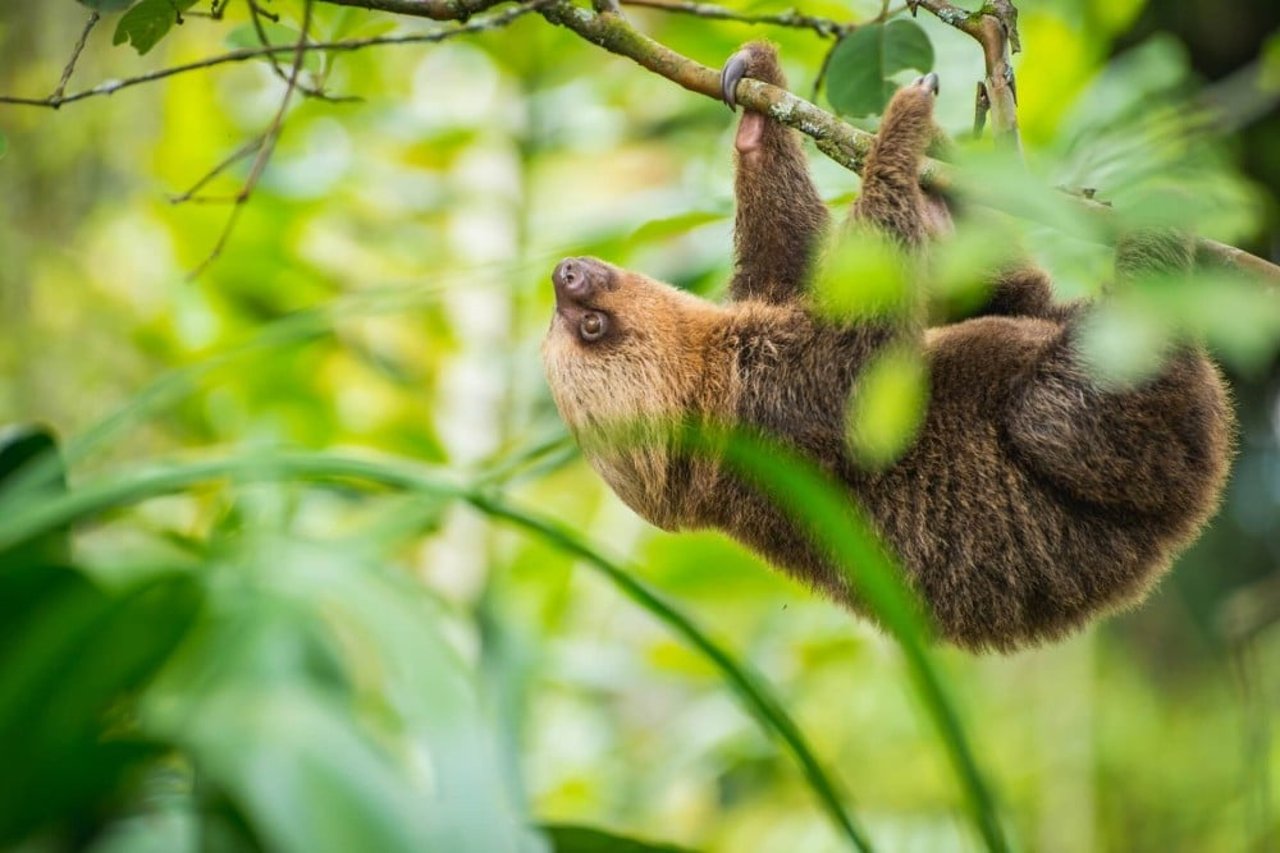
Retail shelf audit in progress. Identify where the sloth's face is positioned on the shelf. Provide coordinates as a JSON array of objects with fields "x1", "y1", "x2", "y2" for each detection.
[
  {"x1": 541, "y1": 257, "x2": 728, "y2": 528},
  {"x1": 541, "y1": 256, "x2": 718, "y2": 436},
  {"x1": 545, "y1": 256, "x2": 629, "y2": 351}
]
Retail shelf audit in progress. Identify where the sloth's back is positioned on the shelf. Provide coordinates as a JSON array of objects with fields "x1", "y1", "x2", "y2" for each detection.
[{"x1": 851, "y1": 315, "x2": 1233, "y2": 650}]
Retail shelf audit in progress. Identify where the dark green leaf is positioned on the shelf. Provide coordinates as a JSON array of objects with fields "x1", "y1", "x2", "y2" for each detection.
[
  {"x1": 543, "y1": 824, "x2": 696, "y2": 853},
  {"x1": 77, "y1": 0, "x2": 138, "y2": 11},
  {"x1": 0, "y1": 424, "x2": 69, "y2": 566},
  {"x1": 827, "y1": 20, "x2": 935, "y2": 117},
  {"x1": 0, "y1": 573, "x2": 202, "y2": 845},
  {"x1": 112, "y1": 0, "x2": 198, "y2": 56},
  {"x1": 0, "y1": 563, "x2": 90, "y2": 664}
]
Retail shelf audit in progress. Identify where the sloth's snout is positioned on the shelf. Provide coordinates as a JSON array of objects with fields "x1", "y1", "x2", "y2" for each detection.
[{"x1": 553, "y1": 257, "x2": 610, "y2": 306}]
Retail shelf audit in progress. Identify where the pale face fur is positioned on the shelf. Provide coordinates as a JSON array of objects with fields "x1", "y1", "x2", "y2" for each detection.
[{"x1": 541, "y1": 257, "x2": 727, "y2": 529}]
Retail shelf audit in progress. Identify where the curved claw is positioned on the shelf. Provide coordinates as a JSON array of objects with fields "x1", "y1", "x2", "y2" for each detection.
[
  {"x1": 913, "y1": 71, "x2": 940, "y2": 96},
  {"x1": 721, "y1": 49, "x2": 749, "y2": 110}
]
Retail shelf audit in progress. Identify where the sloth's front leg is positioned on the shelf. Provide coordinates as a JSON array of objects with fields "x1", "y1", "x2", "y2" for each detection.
[
  {"x1": 720, "y1": 42, "x2": 830, "y2": 305},
  {"x1": 850, "y1": 73, "x2": 941, "y2": 246}
]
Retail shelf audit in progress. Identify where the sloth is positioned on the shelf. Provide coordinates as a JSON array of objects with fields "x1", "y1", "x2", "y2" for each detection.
[{"x1": 541, "y1": 42, "x2": 1235, "y2": 651}]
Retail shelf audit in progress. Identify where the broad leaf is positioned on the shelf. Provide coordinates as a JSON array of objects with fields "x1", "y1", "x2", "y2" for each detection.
[
  {"x1": 0, "y1": 424, "x2": 69, "y2": 566},
  {"x1": 76, "y1": 0, "x2": 138, "y2": 11},
  {"x1": 0, "y1": 573, "x2": 201, "y2": 845},
  {"x1": 543, "y1": 824, "x2": 696, "y2": 852},
  {"x1": 827, "y1": 19, "x2": 935, "y2": 117},
  {"x1": 112, "y1": 0, "x2": 199, "y2": 56}
]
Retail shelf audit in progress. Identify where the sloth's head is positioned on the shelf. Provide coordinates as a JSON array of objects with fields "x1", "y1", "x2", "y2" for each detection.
[
  {"x1": 541, "y1": 256, "x2": 721, "y2": 432},
  {"x1": 541, "y1": 257, "x2": 726, "y2": 526}
]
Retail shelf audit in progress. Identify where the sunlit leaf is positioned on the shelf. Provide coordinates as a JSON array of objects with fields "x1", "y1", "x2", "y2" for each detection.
[
  {"x1": 1076, "y1": 298, "x2": 1172, "y2": 385},
  {"x1": 827, "y1": 20, "x2": 934, "y2": 117},
  {"x1": 813, "y1": 231, "x2": 911, "y2": 320},
  {"x1": 1263, "y1": 32, "x2": 1280, "y2": 91},
  {"x1": 543, "y1": 823, "x2": 695, "y2": 852},
  {"x1": 927, "y1": 216, "x2": 1023, "y2": 319},
  {"x1": 112, "y1": 0, "x2": 198, "y2": 56},
  {"x1": 626, "y1": 210, "x2": 725, "y2": 247},
  {"x1": 1080, "y1": 270, "x2": 1280, "y2": 382},
  {"x1": 846, "y1": 346, "x2": 928, "y2": 467}
]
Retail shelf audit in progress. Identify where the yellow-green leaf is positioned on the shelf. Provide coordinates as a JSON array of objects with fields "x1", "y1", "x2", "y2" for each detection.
[{"x1": 846, "y1": 346, "x2": 928, "y2": 467}]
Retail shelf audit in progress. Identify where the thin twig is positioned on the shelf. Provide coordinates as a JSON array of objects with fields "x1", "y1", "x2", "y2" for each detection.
[
  {"x1": 320, "y1": 0, "x2": 507, "y2": 21},
  {"x1": 620, "y1": 0, "x2": 850, "y2": 37},
  {"x1": 170, "y1": 134, "x2": 267, "y2": 204},
  {"x1": 187, "y1": 0, "x2": 317, "y2": 279},
  {"x1": 910, "y1": 0, "x2": 1021, "y2": 150},
  {"x1": 247, "y1": 0, "x2": 359, "y2": 102},
  {"x1": 0, "y1": 2, "x2": 546, "y2": 110},
  {"x1": 5, "y1": 0, "x2": 1277, "y2": 284},
  {"x1": 52, "y1": 12, "x2": 101, "y2": 104}
]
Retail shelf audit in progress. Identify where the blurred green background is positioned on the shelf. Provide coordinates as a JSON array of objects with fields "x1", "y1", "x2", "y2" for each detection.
[{"x1": 0, "y1": 0, "x2": 1277, "y2": 851}]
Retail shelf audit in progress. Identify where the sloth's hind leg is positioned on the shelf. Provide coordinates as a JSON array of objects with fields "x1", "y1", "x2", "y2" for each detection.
[
  {"x1": 849, "y1": 74, "x2": 940, "y2": 246},
  {"x1": 1007, "y1": 339, "x2": 1230, "y2": 519}
]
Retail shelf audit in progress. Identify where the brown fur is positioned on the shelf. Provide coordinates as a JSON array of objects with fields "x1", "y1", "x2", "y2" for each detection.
[{"x1": 542, "y1": 43, "x2": 1235, "y2": 652}]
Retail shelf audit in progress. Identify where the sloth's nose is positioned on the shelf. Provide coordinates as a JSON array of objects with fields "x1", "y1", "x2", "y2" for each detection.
[{"x1": 553, "y1": 257, "x2": 609, "y2": 305}]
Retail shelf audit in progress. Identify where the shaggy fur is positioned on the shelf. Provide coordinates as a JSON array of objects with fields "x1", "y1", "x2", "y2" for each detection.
[{"x1": 542, "y1": 42, "x2": 1235, "y2": 651}]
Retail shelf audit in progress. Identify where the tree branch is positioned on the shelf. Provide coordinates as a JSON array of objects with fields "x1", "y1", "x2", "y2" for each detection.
[
  {"x1": 52, "y1": 11, "x2": 100, "y2": 105},
  {"x1": 618, "y1": 0, "x2": 852, "y2": 38},
  {"x1": 537, "y1": 1, "x2": 943, "y2": 184},
  {"x1": 0, "y1": 2, "x2": 546, "y2": 110},
  {"x1": 187, "y1": 0, "x2": 317, "y2": 279},
  {"x1": 2, "y1": 0, "x2": 1275, "y2": 283},
  {"x1": 169, "y1": 134, "x2": 267, "y2": 204},
  {"x1": 319, "y1": 0, "x2": 506, "y2": 20},
  {"x1": 247, "y1": 0, "x2": 359, "y2": 102},
  {"x1": 910, "y1": 0, "x2": 1021, "y2": 150}
]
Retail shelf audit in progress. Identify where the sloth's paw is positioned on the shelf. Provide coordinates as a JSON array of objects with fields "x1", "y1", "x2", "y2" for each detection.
[
  {"x1": 911, "y1": 72, "x2": 940, "y2": 97},
  {"x1": 719, "y1": 41, "x2": 785, "y2": 110}
]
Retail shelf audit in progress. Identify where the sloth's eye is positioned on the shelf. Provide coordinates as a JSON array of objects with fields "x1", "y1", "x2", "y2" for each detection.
[{"x1": 579, "y1": 311, "x2": 607, "y2": 342}]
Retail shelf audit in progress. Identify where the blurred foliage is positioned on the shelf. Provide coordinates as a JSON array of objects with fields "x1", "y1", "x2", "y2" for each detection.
[{"x1": 1, "y1": 0, "x2": 1279, "y2": 851}]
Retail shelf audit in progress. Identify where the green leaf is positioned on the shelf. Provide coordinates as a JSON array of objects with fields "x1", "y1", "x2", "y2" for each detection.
[
  {"x1": 1264, "y1": 32, "x2": 1280, "y2": 91},
  {"x1": 827, "y1": 20, "x2": 935, "y2": 117},
  {"x1": 0, "y1": 573, "x2": 201, "y2": 845},
  {"x1": 112, "y1": 0, "x2": 198, "y2": 56},
  {"x1": 0, "y1": 424, "x2": 69, "y2": 566},
  {"x1": 543, "y1": 824, "x2": 696, "y2": 853},
  {"x1": 181, "y1": 686, "x2": 441, "y2": 853},
  {"x1": 0, "y1": 131, "x2": 8, "y2": 161},
  {"x1": 845, "y1": 346, "x2": 929, "y2": 467},
  {"x1": 626, "y1": 210, "x2": 726, "y2": 247},
  {"x1": 77, "y1": 0, "x2": 138, "y2": 11},
  {"x1": 813, "y1": 231, "x2": 911, "y2": 321}
]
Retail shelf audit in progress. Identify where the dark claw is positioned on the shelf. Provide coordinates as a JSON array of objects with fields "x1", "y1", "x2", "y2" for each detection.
[
  {"x1": 721, "y1": 49, "x2": 749, "y2": 110},
  {"x1": 913, "y1": 72, "x2": 940, "y2": 96}
]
